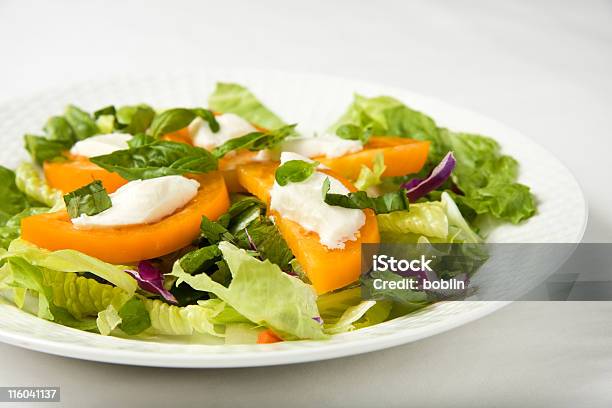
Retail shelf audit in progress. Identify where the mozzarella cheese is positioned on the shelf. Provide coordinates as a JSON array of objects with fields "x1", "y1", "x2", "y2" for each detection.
[
  {"x1": 280, "y1": 134, "x2": 363, "y2": 158},
  {"x1": 269, "y1": 152, "x2": 365, "y2": 249},
  {"x1": 190, "y1": 113, "x2": 257, "y2": 148},
  {"x1": 69, "y1": 133, "x2": 132, "y2": 158},
  {"x1": 71, "y1": 175, "x2": 200, "y2": 228}
]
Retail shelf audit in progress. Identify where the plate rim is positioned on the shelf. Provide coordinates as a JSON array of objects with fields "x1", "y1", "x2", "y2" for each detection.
[{"x1": 0, "y1": 69, "x2": 588, "y2": 367}]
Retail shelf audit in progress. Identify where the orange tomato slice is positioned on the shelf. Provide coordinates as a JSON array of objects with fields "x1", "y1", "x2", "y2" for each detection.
[
  {"x1": 317, "y1": 137, "x2": 430, "y2": 180},
  {"x1": 236, "y1": 162, "x2": 380, "y2": 294},
  {"x1": 21, "y1": 172, "x2": 230, "y2": 264},
  {"x1": 44, "y1": 155, "x2": 128, "y2": 194}
]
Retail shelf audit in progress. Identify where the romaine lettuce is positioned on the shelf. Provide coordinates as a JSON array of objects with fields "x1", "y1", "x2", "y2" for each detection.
[
  {"x1": 208, "y1": 83, "x2": 287, "y2": 130},
  {"x1": 171, "y1": 242, "x2": 326, "y2": 340},
  {"x1": 330, "y1": 94, "x2": 536, "y2": 224}
]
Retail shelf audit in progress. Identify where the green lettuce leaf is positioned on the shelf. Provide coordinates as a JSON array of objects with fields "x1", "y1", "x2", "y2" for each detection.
[
  {"x1": 354, "y1": 152, "x2": 386, "y2": 191},
  {"x1": 330, "y1": 95, "x2": 536, "y2": 224},
  {"x1": 3, "y1": 239, "x2": 137, "y2": 293},
  {"x1": 208, "y1": 82, "x2": 286, "y2": 130},
  {"x1": 171, "y1": 242, "x2": 326, "y2": 340},
  {"x1": 377, "y1": 192, "x2": 480, "y2": 243},
  {"x1": 0, "y1": 165, "x2": 40, "y2": 220},
  {"x1": 23, "y1": 135, "x2": 70, "y2": 164},
  {"x1": 44, "y1": 116, "x2": 77, "y2": 144},
  {"x1": 0, "y1": 208, "x2": 50, "y2": 249},
  {"x1": 15, "y1": 162, "x2": 63, "y2": 208},
  {"x1": 64, "y1": 105, "x2": 99, "y2": 140}
]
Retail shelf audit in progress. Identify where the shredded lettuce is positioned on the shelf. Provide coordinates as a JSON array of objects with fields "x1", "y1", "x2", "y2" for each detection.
[
  {"x1": 208, "y1": 83, "x2": 286, "y2": 130},
  {"x1": 171, "y1": 242, "x2": 326, "y2": 340}
]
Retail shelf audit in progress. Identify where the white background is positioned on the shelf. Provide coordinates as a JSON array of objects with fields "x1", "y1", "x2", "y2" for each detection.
[{"x1": 0, "y1": 0, "x2": 611, "y2": 406}]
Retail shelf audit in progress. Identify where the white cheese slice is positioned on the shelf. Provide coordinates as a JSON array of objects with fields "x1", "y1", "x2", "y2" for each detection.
[
  {"x1": 69, "y1": 133, "x2": 132, "y2": 158},
  {"x1": 71, "y1": 175, "x2": 200, "y2": 229},
  {"x1": 269, "y1": 152, "x2": 365, "y2": 249}
]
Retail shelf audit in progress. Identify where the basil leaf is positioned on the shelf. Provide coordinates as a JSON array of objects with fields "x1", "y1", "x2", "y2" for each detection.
[
  {"x1": 24, "y1": 135, "x2": 70, "y2": 164},
  {"x1": 44, "y1": 116, "x2": 76, "y2": 144},
  {"x1": 149, "y1": 108, "x2": 218, "y2": 138},
  {"x1": 127, "y1": 133, "x2": 156, "y2": 148},
  {"x1": 235, "y1": 218, "x2": 294, "y2": 270},
  {"x1": 212, "y1": 124, "x2": 296, "y2": 159},
  {"x1": 118, "y1": 298, "x2": 151, "y2": 335},
  {"x1": 64, "y1": 105, "x2": 99, "y2": 140},
  {"x1": 63, "y1": 180, "x2": 112, "y2": 218},
  {"x1": 116, "y1": 104, "x2": 156, "y2": 134},
  {"x1": 322, "y1": 177, "x2": 409, "y2": 214},
  {"x1": 179, "y1": 245, "x2": 222, "y2": 275},
  {"x1": 224, "y1": 196, "x2": 266, "y2": 234},
  {"x1": 90, "y1": 140, "x2": 218, "y2": 180},
  {"x1": 200, "y1": 215, "x2": 235, "y2": 244},
  {"x1": 336, "y1": 123, "x2": 371, "y2": 144},
  {"x1": 93, "y1": 105, "x2": 116, "y2": 119},
  {"x1": 275, "y1": 159, "x2": 318, "y2": 186}
]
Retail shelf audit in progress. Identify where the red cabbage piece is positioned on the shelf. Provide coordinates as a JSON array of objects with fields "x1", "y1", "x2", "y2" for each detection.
[
  {"x1": 125, "y1": 260, "x2": 177, "y2": 304},
  {"x1": 402, "y1": 152, "x2": 456, "y2": 202}
]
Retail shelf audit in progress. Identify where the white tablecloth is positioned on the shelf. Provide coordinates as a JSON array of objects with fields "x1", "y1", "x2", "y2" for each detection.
[{"x1": 1, "y1": 1, "x2": 611, "y2": 406}]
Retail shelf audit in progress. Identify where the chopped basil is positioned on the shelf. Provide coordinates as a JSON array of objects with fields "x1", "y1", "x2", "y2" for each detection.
[
  {"x1": 275, "y1": 159, "x2": 318, "y2": 186},
  {"x1": 212, "y1": 124, "x2": 296, "y2": 159},
  {"x1": 336, "y1": 123, "x2": 371, "y2": 144},
  {"x1": 117, "y1": 298, "x2": 151, "y2": 335},
  {"x1": 179, "y1": 245, "x2": 222, "y2": 275},
  {"x1": 63, "y1": 180, "x2": 112, "y2": 218},
  {"x1": 149, "y1": 108, "x2": 218, "y2": 138},
  {"x1": 322, "y1": 177, "x2": 409, "y2": 214},
  {"x1": 90, "y1": 140, "x2": 218, "y2": 180}
]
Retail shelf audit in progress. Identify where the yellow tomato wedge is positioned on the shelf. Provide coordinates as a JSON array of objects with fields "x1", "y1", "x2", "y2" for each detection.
[
  {"x1": 317, "y1": 137, "x2": 430, "y2": 180},
  {"x1": 21, "y1": 172, "x2": 230, "y2": 264},
  {"x1": 236, "y1": 162, "x2": 380, "y2": 294}
]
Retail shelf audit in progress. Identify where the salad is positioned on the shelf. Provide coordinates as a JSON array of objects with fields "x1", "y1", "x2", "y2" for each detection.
[{"x1": 0, "y1": 83, "x2": 536, "y2": 344}]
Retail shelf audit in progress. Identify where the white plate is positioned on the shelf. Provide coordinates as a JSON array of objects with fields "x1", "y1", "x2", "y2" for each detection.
[{"x1": 0, "y1": 70, "x2": 587, "y2": 367}]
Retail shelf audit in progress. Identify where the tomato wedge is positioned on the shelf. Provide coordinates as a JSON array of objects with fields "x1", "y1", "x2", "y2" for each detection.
[
  {"x1": 236, "y1": 162, "x2": 380, "y2": 294},
  {"x1": 44, "y1": 155, "x2": 128, "y2": 194},
  {"x1": 317, "y1": 137, "x2": 430, "y2": 180},
  {"x1": 21, "y1": 172, "x2": 230, "y2": 264}
]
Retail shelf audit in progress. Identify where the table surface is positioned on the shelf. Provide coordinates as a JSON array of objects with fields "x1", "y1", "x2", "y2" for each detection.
[{"x1": 1, "y1": 0, "x2": 611, "y2": 407}]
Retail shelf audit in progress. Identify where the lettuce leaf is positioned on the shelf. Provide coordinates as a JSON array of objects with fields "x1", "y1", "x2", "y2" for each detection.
[
  {"x1": 15, "y1": 162, "x2": 63, "y2": 208},
  {"x1": 354, "y1": 152, "x2": 386, "y2": 191},
  {"x1": 317, "y1": 287, "x2": 393, "y2": 334},
  {"x1": 330, "y1": 95, "x2": 536, "y2": 224},
  {"x1": 171, "y1": 242, "x2": 326, "y2": 340},
  {"x1": 377, "y1": 192, "x2": 480, "y2": 243},
  {"x1": 208, "y1": 83, "x2": 286, "y2": 130},
  {"x1": 3, "y1": 239, "x2": 137, "y2": 293}
]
